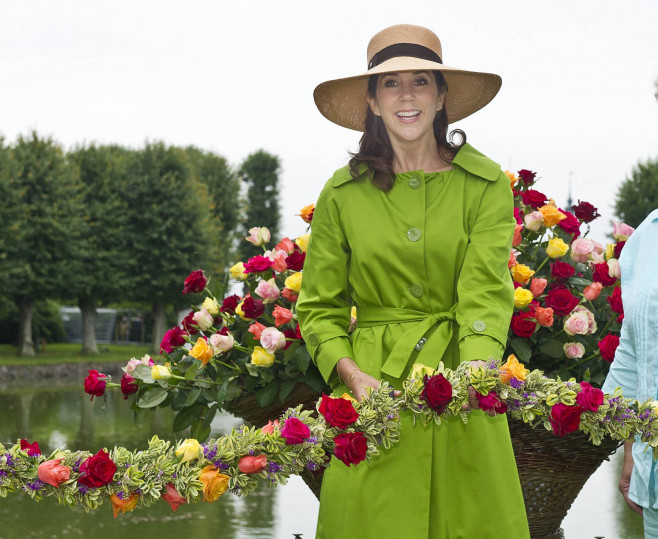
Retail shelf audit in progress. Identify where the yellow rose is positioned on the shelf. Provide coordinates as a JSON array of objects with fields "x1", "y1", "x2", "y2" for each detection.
[
  {"x1": 513, "y1": 288, "x2": 534, "y2": 309},
  {"x1": 199, "y1": 465, "x2": 230, "y2": 502},
  {"x1": 546, "y1": 237, "x2": 569, "y2": 258},
  {"x1": 605, "y1": 243, "x2": 615, "y2": 260},
  {"x1": 202, "y1": 297, "x2": 220, "y2": 315},
  {"x1": 284, "y1": 272, "x2": 303, "y2": 293},
  {"x1": 251, "y1": 346, "x2": 275, "y2": 367},
  {"x1": 235, "y1": 301, "x2": 251, "y2": 321},
  {"x1": 151, "y1": 365, "x2": 172, "y2": 380},
  {"x1": 339, "y1": 392, "x2": 358, "y2": 404},
  {"x1": 175, "y1": 438, "x2": 201, "y2": 463},
  {"x1": 295, "y1": 234, "x2": 310, "y2": 253},
  {"x1": 650, "y1": 401, "x2": 658, "y2": 414},
  {"x1": 229, "y1": 262, "x2": 247, "y2": 281},
  {"x1": 410, "y1": 363, "x2": 435, "y2": 380},
  {"x1": 539, "y1": 203, "x2": 566, "y2": 228},
  {"x1": 504, "y1": 170, "x2": 518, "y2": 189},
  {"x1": 110, "y1": 493, "x2": 139, "y2": 518},
  {"x1": 190, "y1": 337, "x2": 214, "y2": 366},
  {"x1": 510, "y1": 263, "x2": 535, "y2": 285},
  {"x1": 500, "y1": 354, "x2": 529, "y2": 383}
]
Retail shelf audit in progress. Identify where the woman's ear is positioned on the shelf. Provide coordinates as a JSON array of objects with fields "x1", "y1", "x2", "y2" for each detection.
[
  {"x1": 436, "y1": 88, "x2": 447, "y2": 112},
  {"x1": 366, "y1": 94, "x2": 380, "y2": 116}
]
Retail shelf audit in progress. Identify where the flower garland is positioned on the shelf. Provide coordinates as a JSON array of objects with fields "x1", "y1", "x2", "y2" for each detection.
[{"x1": 3, "y1": 356, "x2": 657, "y2": 516}]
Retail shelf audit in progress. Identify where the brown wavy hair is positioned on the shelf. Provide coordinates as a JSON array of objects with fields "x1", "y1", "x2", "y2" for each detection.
[{"x1": 348, "y1": 71, "x2": 466, "y2": 192}]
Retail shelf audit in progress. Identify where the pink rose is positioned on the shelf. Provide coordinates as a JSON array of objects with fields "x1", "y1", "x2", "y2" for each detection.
[
  {"x1": 280, "y1": 418, "x2": 310, "y2": 445},
  {"x1": 20, "y1": 439, "x2": 41, "y2": 456},
  {"x1": 160, "y1": 326, "x2": 188, "y2": 354},
  {"x1": 563, "y1": 342, "x2": 586, "y2": 359},
  {"x1": 583, "y1": 282, "x2": 603, "y2": 301},
  {"x1": 245, "y1": 227, "x2": 271, "y2": 246},
  {"x1": 120, "y1": 373, "x2": 138, "y2": 399},
  {"x1": 209, "y1": 332, "x2": 234, "y2": 352},
  {"x1": 238, "y1": 455, "x2": 268, "y2": 474},
  {"x1": 255, "y1": 278, "x2": 281, "y2": 303},
  {"x1": 271, "y1": 250, "x2": 288, "y2": 273},
  {"x1": 261, "y1": 420, "x2": 280, "y2": 434},
  {"x1": 37, "y1": 459, "x2": 71, "y2": 487},
  {"x1": 244, "y1": 255, "x2": 274, "y2": 274},
  {"x1": 523, "y1": 211, "x2": 543, "y2": 232},
  {"x1": 192, "y1": 308, "x2": 214, "y2": 331},
  {"x1": 613, "y1": 222, "x2": 635, "y2": 241},
  {"x1": 84, "y1": 370, "x2": 107, "y2": 401},
  {"x1": 564, "y1": 312, "x2": 591, "y2": 336},
  {"x1": 162, "y1": 483, "x2": 186, "y2": 512},
  {"x1": 512, "y1": 224, "x2": 523, "y2": 247},
  {"x1": 575, "y1": 382, "x2": 604, "y2": 412},
  {"x1": 247, "y1": 322, "x2": 267, "y2": 340},
  {"x1": 124, "y1": 355, "x2": 155, "y2": 374},
  {"x1": 529, "y1": 278, "x2": 548, "y2": 298},
  {"x1": 273, "y1": 305, "x2": 294, "y2": 327},
  {"x1": 260, "y1": 327, "x2": 287, "y2": 353},
  {"x1": 476, "y1": 391, "x2": 508, "y2": 414},
  {"x1": 275, "y1": 237, "x2": 296, "y2": 254},
  {"x1": 508, "y1": 249, "x2": 520, "y2": 269},
  {"x1": 607, "y1": 258, "x2": 621, "y2": 280},
  {"x1": 281, "y1": 288, "x2": 299, "y2": 302},
  {"x1": 570, "y1": 238, "x2": 595, "y2": 263}
]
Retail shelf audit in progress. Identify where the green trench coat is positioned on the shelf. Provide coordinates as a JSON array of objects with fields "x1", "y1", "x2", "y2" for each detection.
[{"x1": 296, "y1": 143, "x2": 530, "y2": 539}]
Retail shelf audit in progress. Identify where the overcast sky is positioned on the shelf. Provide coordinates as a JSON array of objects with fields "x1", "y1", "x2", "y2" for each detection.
[{"x1": 2, "y1": 0, "x2": 657, "y2": 242}]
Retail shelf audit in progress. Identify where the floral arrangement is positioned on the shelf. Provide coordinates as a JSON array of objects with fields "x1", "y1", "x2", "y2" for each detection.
[
  {"x1": 7, "y1": 356, "x2": 658, "y2": 516},
  {"x1": 505, "y1": 169, "x2": 633, "y2": 385}
]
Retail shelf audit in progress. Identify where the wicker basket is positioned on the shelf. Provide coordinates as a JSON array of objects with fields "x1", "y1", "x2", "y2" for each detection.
[{"x1": 508, "y1": 418, "x2": 622, "y2": 539}]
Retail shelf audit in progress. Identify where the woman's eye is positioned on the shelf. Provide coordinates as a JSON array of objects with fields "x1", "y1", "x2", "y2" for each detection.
[
  {"x1": 414, "y1": 78, "x2": 428, "y2": 86},
  {"x1": 384, "y1": 79, "x2": 397, "y2": 87}
]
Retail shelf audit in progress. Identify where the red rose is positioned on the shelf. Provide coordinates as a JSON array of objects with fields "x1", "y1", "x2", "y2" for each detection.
[
  {"x1": 280, "y1": 418, "x2": 311, "y2": 445},
  {"x1": 591, "y1": 262, "x2": 618, "y2": 287},
  {"x1": 78, "y1": 450, "x2": 117, "y2": 488},
  {"x1": 598, "y1": 333, "x2": 620, "y2": 362},
  {"x1": 520, "y1": 189, "x2": 547, "y2": 209},
  {"x1": 476, "y1": 391, "x2": 508, "y2": 414},
  {"x1": 557, "y1": 209, "x2": 581, "y2": 237},
  {"x1": 575, "y1": 382, "x2": 604, "y2": 412},
  {"x1": 548, "y1": 403, "x2": 582, "y2": 436},
  {"x1": 333, "y1": 432, "x2": 368, "y2": 466},
  {"x1": 20, "y1": 439, "x2": 41, "y2": 456},
  {"x1": 318, "y1": 394, "x2": 359, "y2": 429},
  {"x1": 242, "y1": 296, "x2": 265, "y2": 319},
  {"x1": 295, "y1": 323, "x2": 303, "y2": 340},
  {"x1": 282, "y1": 328, "x2": 299, "y2": 349},
  {"x1": 517, "y1": 169, "x2": 537, "y2": 186},
  {"x1": 572, "y1": 200, "x2": 600, "y2": 223},
  {"x1": 84, "y1": 370, "x2": 107, "y2": 401},
  {"x1": 550, "y1": 261, "x2": 575, "y2": 283},
  {"x1": 514, "y1": 207, "x2": 524, "y2": 225},
  {"x1": 613, "y1": 241, "x2": 626, "y2": 259},
  {"x1": 420, "y1": 374, "x2": 453, "y2": 414},
  {"x1": 218, "y1": 326, "x2": 230, "y2": 336},
  {"x1": 220, "y1": 294, "x2": 241, "y2": 313},
  {"x1": 120, "y1": 373, "x2": 138, "y2": 400},
  {"x1": 244, "y1": 255, "x2": 274, "y2": 274},
  {"x1": 510, "y1": 311, "x2": 537, "y2": 338},
  {"x1": 607, "y1": 286, "x2": 623, "y2": 314},
  {"x1": 181, "y1": 311, "x2": 199, "y2": 335},
  {"x1": 182, "y1": 269, "x2": 207, "y2": 294},
  {"x1": 544, "y1": 287, "x2": 580, "y2": 316},
  {"x1": 285, "y1": 252, "x2": 306, "y2": 271},
  {"x1": 162, "y1": 483, "x2": 186, "y2": 512},
  {"x1": 160, "y1": 326, "x2": 188, "y2": 353}
]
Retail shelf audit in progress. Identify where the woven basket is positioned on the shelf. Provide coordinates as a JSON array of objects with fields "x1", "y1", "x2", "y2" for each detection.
[{"x1": 508, "y1": 418, "x2": 621, "y2": 539}]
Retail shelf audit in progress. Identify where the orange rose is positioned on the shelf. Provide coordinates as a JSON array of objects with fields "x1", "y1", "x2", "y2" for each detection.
[
  {"x1": 505, "y1": 170, "x2": 518, "y2": 189},
  {"x1": 297, "y1": 204, "x2": 315, "y2": 224},
  {"x1": 510, "y1": 264, "x2": 535, "y2": 285},
  {"x1": 238, "y1": 455, "x2": 268, "y2": 474},
  {"x1": 500, "y1": 354, "x2": 529, "y2": 383},
  {"x1": 512, "y1": 224, "x2": 524, "y2": 246},
  {"x1": 199, "y1": 465, "x2": 230, "y2": 502},
  {"x1": 190, "y1": 337, "x2": 214, "y2": 366},
  {"x1": 261, "y1": 419, "x2": 280, "y2": 434},
  {"x1": 110, "y1": 493, "x2": 139, "y2": 518},
  {"x1": 539, "y1": 203, "x2": 566, "y2": 227},
  {"x1": 535, "y1": 306, "x2": 554, "y2": 327}
]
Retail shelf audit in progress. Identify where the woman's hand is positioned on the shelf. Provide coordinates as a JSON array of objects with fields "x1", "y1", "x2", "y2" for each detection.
[
  {"x1": 336, "y1": 357, "x2": 401, "y2": 402},
  {"x1": 461, "y1": 359, "x2": 497, "y2": 417},
  {"x1": 620, "y1": 441, "x2": 643, "y2": 515}
]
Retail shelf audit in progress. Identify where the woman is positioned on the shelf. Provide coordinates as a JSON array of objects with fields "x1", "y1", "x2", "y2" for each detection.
[
  {"x1": 602, "y1": 210, "x2": 658, "y2": 538},
  {"x1": 297, "y1": 24, "x2": 530, "y2": 538}
]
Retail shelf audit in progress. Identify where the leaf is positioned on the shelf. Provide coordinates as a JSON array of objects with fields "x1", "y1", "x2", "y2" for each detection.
[
  {"x1": 283, "y1": 340, "x2": 301, "y2": 361},
  {"x1": 171, "y1": 389, "x2": 187, "y2": 410},
  {"x1": 185, "y1": 387, "x2": 201, "y2": 407},
  {"x1": 132, "y1": 364, "x2": 154, "y2": 384},
  {"x1": 294, "y1": 346, "x2": 311, "y2": 375},
  {"x1": 255, "y1": 381, "x2": 279, "y2": 408},
  {"x1": 216, "y1": 381, "x2": 229, "y2": 408},
  {"x1": 540, "y1": 339, "x2": 565, "y2": 359},
  {"x1": 203, "y1": 404, "x2": 218, "y2": 430},
  {"x1": 279, "y1": 380, "x2": 296, "y2": 402},
  {"x1": 224, "y1": 385, "x2": 242, "y2": 402},
  {"x1": 303, "y1": 373, "x2": 327, "y2": 394},
  {"x1": 191, "y1": 419, "x2": 211, "y2": 442},
  {"x1": 569, "y1": 277, "x2": 591, "y2": 287},
  {"x1": 510, "y1": 338, "x2": 532, "y2": 362},
  {"x1": 173, "y1": 406, "x2": 201, "y2": 432},
  {"x1": 136, "y1": 387, "x2": 168, "y2": 408},
  {"x1": 184, "y1": 362, "x2": 200, "y2": 381}
]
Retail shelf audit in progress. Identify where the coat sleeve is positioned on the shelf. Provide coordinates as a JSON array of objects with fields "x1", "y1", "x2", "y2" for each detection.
[
  {"x1": 456, "y1": 169, "x2": 516, "y2": 363},
  {"x1": 296, "y1": 180, "x2": 353, "y2": 385}
]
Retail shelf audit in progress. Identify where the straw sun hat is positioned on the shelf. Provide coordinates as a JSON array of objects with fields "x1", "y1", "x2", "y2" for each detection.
[{"x1": 313, "y1": 24, "x2": 502, "y2": 131}]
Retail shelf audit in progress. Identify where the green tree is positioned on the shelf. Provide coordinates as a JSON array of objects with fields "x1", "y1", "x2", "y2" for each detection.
[
  {"x1": 68, "y1": 145, "x2": 135, "y2": 354},
  {"x1": 0, "y1": 137, "x2": 17, "y2": 297},
  {"x1": 238, "y1": 150, "x2": 281, "y2": 261},
  {"x1": 615, "y1": 157, "x2": 658, "y2": 228},
  {"x1": 1, "y1": 132, "x2": 85, "y2": 356},
  {"x1": 124, "y1": 143, "x2": 220, "y2": 353}
]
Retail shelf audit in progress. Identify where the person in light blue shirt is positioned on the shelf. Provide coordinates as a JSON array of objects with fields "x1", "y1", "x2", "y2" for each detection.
[{"x1": 602, "y1": 209, "x2": 658, "y2": 538}]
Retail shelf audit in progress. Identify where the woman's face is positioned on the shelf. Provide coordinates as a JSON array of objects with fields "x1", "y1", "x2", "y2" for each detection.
[{"x1": 366, "y1": 71, "x2": 446, "y2": 148}]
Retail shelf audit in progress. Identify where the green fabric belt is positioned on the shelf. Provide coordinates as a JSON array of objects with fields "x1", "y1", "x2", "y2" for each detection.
[{"x1": 355, "y1": 304, "x2": 458, "y2": 379}]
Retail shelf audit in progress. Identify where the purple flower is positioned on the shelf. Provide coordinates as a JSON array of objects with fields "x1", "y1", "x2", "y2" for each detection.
[
  {"x1": 306, "y1": 461, "x2": 320, "y2": 471},
  {"x1": 509, "y1": 378, "x2": 525, "y2": 389},
  {"x1": 267, "y1": 461, "x2": 282, "y2": 474}
]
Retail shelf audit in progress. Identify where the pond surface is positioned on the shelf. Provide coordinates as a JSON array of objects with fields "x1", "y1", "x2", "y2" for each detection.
[{"x1": 0, "y1": 385, "x2": 645, "y2": 538}]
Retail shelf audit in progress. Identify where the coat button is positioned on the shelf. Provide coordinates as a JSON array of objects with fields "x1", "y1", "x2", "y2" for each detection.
[
  {"x1": 308, "y1": 334, "x2": 319, "y2": 346},
  {"x1": 407, "y1": 228, "x2": 421, "y2": 242},
  {"x1": 472, "y1": 320, "x2": 487, "y2": 332},
  {"x1": 409, "y1": 284, "x2": 423, "y2": 297},
  {"x1": 408, "y1": 176, "x2": 421, "y2": 189}
]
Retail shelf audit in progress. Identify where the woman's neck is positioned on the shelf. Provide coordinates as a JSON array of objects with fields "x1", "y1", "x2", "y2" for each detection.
[{"x1": 390, "y1": 139, "x2": 452, "y2": 174}]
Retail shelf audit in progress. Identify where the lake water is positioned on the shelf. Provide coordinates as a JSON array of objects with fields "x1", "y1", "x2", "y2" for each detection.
[{"x1": 0, "y1": 385, "x2": 644, "y2": 538}]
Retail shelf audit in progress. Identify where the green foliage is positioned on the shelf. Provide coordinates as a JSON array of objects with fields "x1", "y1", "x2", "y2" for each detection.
[
  {"x1": 238, "y1": 150, "x2": 281, "y2": 261},
  {"x1": 615, "y1": 157, "x2": 658, "y2": 228},
  {"x1": 0, "y1": 298, "x2": 65, "y2": 344}
]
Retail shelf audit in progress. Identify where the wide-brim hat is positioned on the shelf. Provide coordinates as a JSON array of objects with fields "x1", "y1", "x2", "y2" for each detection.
[{"x1": 314, "y1": 24, "x2": 502, "y2": 131}]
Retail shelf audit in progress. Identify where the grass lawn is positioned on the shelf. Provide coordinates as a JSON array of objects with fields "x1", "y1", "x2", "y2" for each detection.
[{"x1": 0, "y1": 342, "x2": 151, "y2": 366}]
